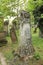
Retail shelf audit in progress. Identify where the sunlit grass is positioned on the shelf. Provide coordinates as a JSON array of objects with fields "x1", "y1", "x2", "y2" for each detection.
[{"x1": 32, "y1": 28, "x2": 43, "y2": 59}]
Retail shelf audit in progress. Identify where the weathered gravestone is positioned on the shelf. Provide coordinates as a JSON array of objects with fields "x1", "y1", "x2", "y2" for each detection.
[
  {"x1": 11, "y1": 10, "x2": 35, "y2": 65},
  {"x1": 10, "y1": 22, "x2": 17, "y2": 43},
  {"x1": 0, "y1": 31, "x2": 7, "y2": 43},
  {"x1": 4, "y1": 20, "x2": 9, "y2": 35},
  {"x1": 18, "y1": 10, "x2": 34, "y2": 58},
  {"x1": 0, "y1": 16, "x2": 7, "y2": 45},
  {"x1": 38, "y1": 18, "x2": 43, "y2": 38},
  {"x1": 10, "y1": 10, "x2": 34, "y2": 65}
]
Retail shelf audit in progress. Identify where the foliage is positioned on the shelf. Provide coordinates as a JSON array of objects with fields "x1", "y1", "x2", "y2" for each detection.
[
  {"x1": 0, "y1": 0, "x2": 43, "y2": 31},
  {"x1": 0, "y1": 0, "x2": 43, "y2": 17},
  {"x1": 0, "y1": 0, "x2": 17, "y2": 16},
  {"x1": 33, "y1": 52, "x2": 40, "y2": 60},
  {"x1": 26, "y1": 0, "x2": 43, "y2": 12},
  {"x1": 0, "y1": 0, "x2": 27, "y2": 17}
]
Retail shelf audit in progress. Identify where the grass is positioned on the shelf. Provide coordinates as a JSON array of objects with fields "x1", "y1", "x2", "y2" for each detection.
[
  {"x1": 32, "y1": 28, "x2": 43, "y2": 59},
  {"x1": 0, "y1": 28, "x2": 43, "y2": 62},
  {"x1": 0, "y1": 37, "x2": 19, "y2": 62}
]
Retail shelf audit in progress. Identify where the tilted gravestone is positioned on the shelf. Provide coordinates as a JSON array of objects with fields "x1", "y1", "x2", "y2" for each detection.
[
  {"x1": 10, "y1": 22, "x2": 17, "y2": 43},
  {"x1": 10, "y1": 10, "x2": 35, "y2": 65},
  {"x1": 18, "y1": 10, "x2": 34, "y2": 58}
]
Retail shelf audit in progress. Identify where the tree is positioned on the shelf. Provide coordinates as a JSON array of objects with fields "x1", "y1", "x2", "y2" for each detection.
[{"x1": 0, "y1": 0, "x2": 27, "y2": 17}]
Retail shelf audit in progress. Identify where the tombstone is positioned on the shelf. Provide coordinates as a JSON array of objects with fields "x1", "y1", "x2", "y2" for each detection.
[
  {"x1": 10, "y1": 10, "x2": 35, "y2": 65},
  {"x1": 10, "y1": 22, "x2": 17, "y2": 43},
  {"x1": 18, "y1": 10, "x2": 34, "y2": 58},
  {"x1": 8, "y1": 10, "x2": 35, "y2": 65},
  {"x1": 0, "y1": 31, "x2": 7, "y2": 43},
  {"x1": 38, "y1": 18, "x2": 43, "y2": 38},
  {"x1": 0, "y1": 16, "x2": 7, "y2": 44},
  {"x1": 4, "y1": 20, "x2": 9, "y2": 35}
]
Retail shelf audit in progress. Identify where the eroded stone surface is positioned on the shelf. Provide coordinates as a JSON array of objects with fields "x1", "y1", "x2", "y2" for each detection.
[{"x1": 10, "y1": 10, "x2": 34, "y2": 65}]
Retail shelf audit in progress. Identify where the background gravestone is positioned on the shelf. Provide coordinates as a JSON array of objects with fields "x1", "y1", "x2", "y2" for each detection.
[
  {"x1": 10, "y1": 22, "x2": 17, "y2": 43},
  {"x1": 38, "y1": 18, "x2": 43, "y2": 38},
  {"x1": 0, "y1": 16, "x2": 7, "y2": 45},
  {"x1": 4, "y1": 20, "x2": 9, "y2": 35}
]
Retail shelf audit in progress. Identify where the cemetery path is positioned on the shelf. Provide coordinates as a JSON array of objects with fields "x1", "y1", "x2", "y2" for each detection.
[{"x1": 0, "y1": 52, "x2": 7, "y2": 65}]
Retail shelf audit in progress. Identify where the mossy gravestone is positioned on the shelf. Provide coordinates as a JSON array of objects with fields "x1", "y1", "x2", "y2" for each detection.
[
  {"x1": 10, "y1": 22, "x2": 17, "y2": 43},
  {"x1": 11, "y1": 10, "x2": 35, "y2": 65},
  {"x1": 19, "y1": 10, "x2": 34, "y2": 58}
]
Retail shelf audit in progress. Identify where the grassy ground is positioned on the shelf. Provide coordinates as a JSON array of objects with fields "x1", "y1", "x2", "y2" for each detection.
[
  {"x1": 32, "y1": 28, "x2": 43, "y2": 59},
  {"x1": 0, "y1": 28, "x2": 43, "y2": 63},
  {"x1": 0, "y1": 37, "x2": 19, "y2": 62}
]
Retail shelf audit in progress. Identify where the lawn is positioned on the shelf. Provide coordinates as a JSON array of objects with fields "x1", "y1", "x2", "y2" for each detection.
[
  {"x1": 32, "y1": 28, "x2": 43, "y2": 59},
  {"x1": 0, "y1": 28, "x2": 43, "y2": 63}
]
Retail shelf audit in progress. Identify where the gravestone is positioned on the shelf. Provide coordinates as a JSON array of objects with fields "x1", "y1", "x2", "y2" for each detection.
[
  {"x1": 10, "y1": 23, "x2": 17, "y2": 43},
  {"x1": 0, "y1": 16, "x2": 7, "y2": 44},
  {"x1": 38, "y1": 18, "x2": 43, "y2": 38},
  {"x1": 18, "y1": 10, "x2": 34, "y2": 58},
  {"x1": 11, "y1": 10, "x2": 35, "y2": 65},
  {"x1": 0, "y1": 31, "x2": 7, "y2": 43},
  {"x1": 4, "y1": 20, "x2": 9, "y2": 35}
]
